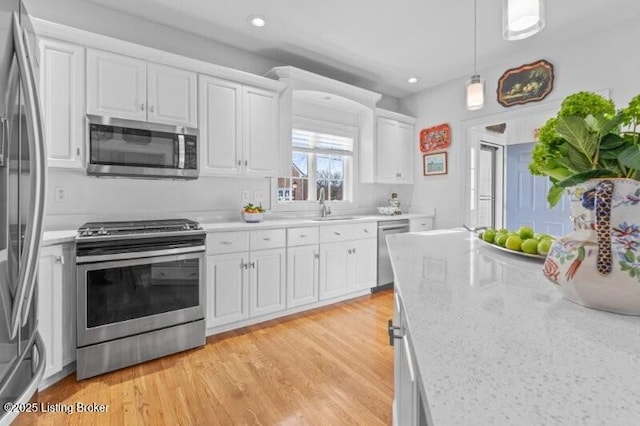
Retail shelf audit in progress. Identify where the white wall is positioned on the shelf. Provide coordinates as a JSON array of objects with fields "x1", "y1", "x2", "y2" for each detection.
[{"x1": 399, "y1": 22, "x2": 640, "y2": 229}]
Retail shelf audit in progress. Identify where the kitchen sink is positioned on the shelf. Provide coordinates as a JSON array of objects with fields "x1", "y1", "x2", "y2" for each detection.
[{"x1": 311, "y1": 216, "x2": 357, "y2": 222}]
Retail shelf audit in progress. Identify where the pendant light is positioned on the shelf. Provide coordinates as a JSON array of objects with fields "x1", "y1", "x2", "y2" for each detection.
[
  {"x1": 503, "y1": 0, "x2": 545, "y2": 40},
  {"x1": 466, "y1": 0, "x2": 484, "y2": 111}
]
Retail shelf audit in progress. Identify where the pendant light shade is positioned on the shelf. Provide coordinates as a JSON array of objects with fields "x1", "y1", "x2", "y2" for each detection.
[
  {"x1": 466, "y1": 0, "x2": 484, "y2": 111},
  {"x1": 466, "y1": 75, "x2": 485, "y2": 111},
  {"x1": 503, "y1": 0, "x2": 545, "y2": 40}
]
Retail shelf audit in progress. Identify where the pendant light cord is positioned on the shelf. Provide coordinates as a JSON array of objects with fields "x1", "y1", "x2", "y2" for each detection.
[{"x1": 473, "y1": 0, "x2": 477, "y2": 75}]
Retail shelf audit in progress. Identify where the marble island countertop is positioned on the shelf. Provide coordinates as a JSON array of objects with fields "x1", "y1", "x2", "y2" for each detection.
[
  {"x1": 387, "y1": 229, "x2": 640, "y2": 425},
  {"x1": 42, "y1": 212, "x2": 434, "y2": 245}
]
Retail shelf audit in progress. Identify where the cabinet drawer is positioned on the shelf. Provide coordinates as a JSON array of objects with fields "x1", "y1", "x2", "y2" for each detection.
[
  {"x1": 319, "y1": 222, "x2": 376, "y2": 243},
  {"x1": 409, "y1": 218, "x2": 433, "y2": 232},
  {"x1": 250, "y1": 229, "x2": 286, "y2": 250},
  {"x1": 287, "y1": 226, "x2": 319, "y2": 246},
  {"x1": 207, "y1": 231, "x2": 249, "y2": 255}
]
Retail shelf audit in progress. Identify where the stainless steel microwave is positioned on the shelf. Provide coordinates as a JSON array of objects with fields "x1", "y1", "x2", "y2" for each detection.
[{"x1": 86, "y1": 115, "x2": 198, "y2": 179}]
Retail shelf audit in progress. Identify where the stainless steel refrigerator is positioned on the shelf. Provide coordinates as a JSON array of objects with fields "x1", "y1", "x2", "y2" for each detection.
[{"x1": 0, "y1": 0, "x2": 47, "y2": 424}]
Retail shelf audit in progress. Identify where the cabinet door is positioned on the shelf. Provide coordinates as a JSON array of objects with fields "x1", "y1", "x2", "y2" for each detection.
[
  {"x1": 249, "y1": 248, "x2": 286, "y2": 317},
  {"x1": 409, "y1": 218, "x2": 433, "y2": 232},
  {"x1": 199, "y1": 76, "x2": 242, "y2": 176},
  {"x1": 397, "y1": 122, "x2": 414, "y2": 184},
  {"x1": 394, "y1": 292, "x2": 419, "y2": 426},
  {"x1": 147, "y1": 63, "x2": 197, "y2": 127},
  {"x1": 86, "y1": 49, "x2": 146, "y2": 120},
  {"x1": 287, "y1": 245, "x2": 319, "y2": 309},
  {"x1": 319, "y1": 242, "x2": 350, "y2": 300},
  {"x1": 206, "y1": 253, "x2": 249, "y2": 328},
  {"x1": 376, "y1": 117, "x2": 399, "y2": 183},
  {"x1": 61, "y1": 244, "x2": 76, "y2": 367},
  {"x1": 242, "y1": 86, "x2": 279, "y2": 177},
  {"x1": 38, "y1": 38, "x2": 84, "y2": 168},
  {"x1": 351, "y1": 238, "x2": 377, "y2": 291},
  {"x1": 37, "y1": 245, "x2": 64, "y2": 380}
]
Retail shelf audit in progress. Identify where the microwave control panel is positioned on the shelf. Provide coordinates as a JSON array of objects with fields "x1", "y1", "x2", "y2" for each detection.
[{"x1": 184, "y1": 138, "x2": 197, "y2": 170}]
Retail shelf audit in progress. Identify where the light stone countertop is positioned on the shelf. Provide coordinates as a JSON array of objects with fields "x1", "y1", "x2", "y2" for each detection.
[
  {"x1": 41, "y1": 213, "x2": 434, "y2": 244},
  {"x1": 386, "y1": 229, "x2": 640, "y2": 425}
]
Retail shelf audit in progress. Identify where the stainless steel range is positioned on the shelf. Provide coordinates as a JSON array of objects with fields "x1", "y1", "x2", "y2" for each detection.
[{"x1": 75, "y1": 219, "x2": 206, "y2": 380}]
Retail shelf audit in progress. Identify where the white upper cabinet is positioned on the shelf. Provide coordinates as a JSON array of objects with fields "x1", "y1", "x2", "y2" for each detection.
[
  {"x1": 87, "y1": 49, "x2": 146, "y2": 121},
  {"x1": 147, "y1": 63, "x2": 197, "y2": 127},
  {"x1": 199, "y1": 75, "x2": 242, "y2": 175},
  {"x1": 375, "y1": 109, "x2": 417, "y2": 184},
  {"x1": 87, "y1": 49, "x2": 197, "y2": 127},
  {"x1": 38, "y1": 38, "x2": 84, "y2": 168},
  {"x1": 242, "y1": 86, "x2": 279, "y2": 177},
  {"x1": 199, "y1": 76, "x2": 280, "y2": 178}
]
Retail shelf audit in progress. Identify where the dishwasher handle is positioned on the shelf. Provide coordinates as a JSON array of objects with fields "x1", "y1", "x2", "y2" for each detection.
[{"x1": 379, "y1": 225, "x2": 409, "y2": 232}]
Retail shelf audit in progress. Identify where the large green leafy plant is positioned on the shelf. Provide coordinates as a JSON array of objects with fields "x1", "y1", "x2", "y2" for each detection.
[{"x1": 529, "y1": 92, "x2": 640, "y2": 206}]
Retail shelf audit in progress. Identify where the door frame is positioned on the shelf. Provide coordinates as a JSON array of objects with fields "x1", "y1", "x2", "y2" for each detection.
[{"x1": 460, "y1": 99, "x2": 565, "y2": 228}]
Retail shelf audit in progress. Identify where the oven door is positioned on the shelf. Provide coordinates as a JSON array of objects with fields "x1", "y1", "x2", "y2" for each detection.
[{"x1": 77, "y1": 250, "x2": 205, "y2": 348}]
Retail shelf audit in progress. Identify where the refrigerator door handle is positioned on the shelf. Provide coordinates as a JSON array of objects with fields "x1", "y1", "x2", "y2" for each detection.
[
  {"x1": 0, "y1": 331, "x2": 46, "y2": 425},
  {"x1": 9, "y1": 12, "x2": 47, "y2": 337}
]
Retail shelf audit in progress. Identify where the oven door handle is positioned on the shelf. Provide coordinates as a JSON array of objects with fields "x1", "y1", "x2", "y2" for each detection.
[{"x1": 76, "y1": 245, "x2": 205, "y2": 264}]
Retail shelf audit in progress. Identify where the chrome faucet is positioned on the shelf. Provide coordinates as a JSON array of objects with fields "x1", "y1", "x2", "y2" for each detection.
[{"x1": 318, "y1": 187, "x2": 331, "y2": 217}]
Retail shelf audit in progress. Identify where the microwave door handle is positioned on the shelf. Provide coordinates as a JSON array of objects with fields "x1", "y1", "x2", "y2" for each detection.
[
  {"x1": 178, "y1": 135, "x2": 185, "y2": 169},
  {"x1": 10, "y1": 12, "x2": 47, "y2": 336}
]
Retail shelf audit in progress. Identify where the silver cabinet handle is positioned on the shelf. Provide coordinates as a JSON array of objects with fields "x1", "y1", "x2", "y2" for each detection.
[
  {"x1": 11, "y1": 12, "x2": 47, "y2": 335},
  {"x1": 221, "y1": 241, "x2": 232, "y2": 245},
  {"x1": 387, "y1": 319, "x2": 404, "y2": 346},
  {"x1": 334, "y1": 232, "x2": 341, "y2": 236},
  {"x1": 299, "y1": 234, "x2": 307, "y2": 238},
  {"x1": 149, "y1": 105, "x2": 154, "y2": 113},
  {"x1": 237, "y1": 160, "x2": 241, "y2": 166},
  {"x1": 244, "y1": 160, "x2": 248, "y2": 166},
  {"x1": 364, "y1": 229, "x2": 369, "y2": 233},
  {"x1": 76, "y1": 147, "x2": 81, "y2": 157},
  {"x1": 353, "y1": 248, "x2": 356, "y2": 254},
  {"x1": 140, "y1": 103, "x2": 145, "y2": 111},
  {"x1": 54, "y1": 255, "x2": 64, "y2": 265},
  {"x1": 347, "y1": 249, "x2": 352, "y2": 254},
  {"x1": 250, "y1": 262, "x2": 256, "y2": 269},
  {"x1": 0, "y1": 116, "x2": 7, "y2": 167},
  {"x1": 263, "y1": 237, "x2": 271, "y2": 241}
]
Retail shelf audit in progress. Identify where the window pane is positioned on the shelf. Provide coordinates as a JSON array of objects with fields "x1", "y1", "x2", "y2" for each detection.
[
  {"x1": 292, "y1": 178, "x2": 308, "y2": 201},
  {"x1": 292, "y1": 151, "x2": 309, "y2": 177},
  {"x1": 316, "y1": 180, "x2": 328, "y2": 200}
]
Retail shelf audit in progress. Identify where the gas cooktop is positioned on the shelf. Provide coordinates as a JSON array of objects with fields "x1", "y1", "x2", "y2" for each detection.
[{"x1": 77, "y1": 218, "x2": 202, "y2": 238}]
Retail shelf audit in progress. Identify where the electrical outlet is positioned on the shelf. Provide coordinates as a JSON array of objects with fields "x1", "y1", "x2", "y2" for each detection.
[
  {"x1": 241, "y1": 190, "x2": 250, "y2": 204},
  {"x1": 55, "y1": 187, "x2": 67, "y2": 202},
  {"x1": 254, "y1": 190, "x2": 264, "y2": 204}
]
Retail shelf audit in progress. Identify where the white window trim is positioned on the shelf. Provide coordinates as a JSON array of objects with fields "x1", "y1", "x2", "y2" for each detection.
[{"x1": 271, "y1": 115, "x2": 359, "y2": 213}]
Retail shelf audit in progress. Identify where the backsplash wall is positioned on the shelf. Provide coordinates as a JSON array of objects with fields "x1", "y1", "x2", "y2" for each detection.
[{"x1": 44, "y1": 169, "x2": 414, "y2": 230}]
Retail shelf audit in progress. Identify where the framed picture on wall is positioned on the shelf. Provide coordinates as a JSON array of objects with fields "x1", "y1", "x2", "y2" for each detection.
[{"x1": 423, "y1": 152, "x2": 448, "y2": 176}]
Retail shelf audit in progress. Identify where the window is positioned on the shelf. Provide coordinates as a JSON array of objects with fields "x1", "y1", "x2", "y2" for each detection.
[{"x1": 277, "y1": 119, "x2": 355, "y2": 204}]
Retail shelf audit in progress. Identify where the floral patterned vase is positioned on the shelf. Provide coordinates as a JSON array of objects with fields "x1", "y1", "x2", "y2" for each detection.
[{"x1": 543, "y1": 178, "x2": 640, "y2": 315}]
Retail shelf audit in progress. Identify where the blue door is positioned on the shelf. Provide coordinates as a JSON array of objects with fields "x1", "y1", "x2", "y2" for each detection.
[{"x1": 505, "y1": 143, "x2": 571, "y2": 236}]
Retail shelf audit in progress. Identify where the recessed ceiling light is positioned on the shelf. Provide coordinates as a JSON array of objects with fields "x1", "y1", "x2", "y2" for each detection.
[
  {"x1": 248, "y1": 16, "x2": 266, "y2": 28},
  {"x1": 407, "y1": 77, "x2": 419, "y2": 84}
]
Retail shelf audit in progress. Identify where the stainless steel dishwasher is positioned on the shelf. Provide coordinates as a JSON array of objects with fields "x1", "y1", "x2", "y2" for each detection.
[{"x1": 376, "y1": 219, "x2": 409, "y2": 290}]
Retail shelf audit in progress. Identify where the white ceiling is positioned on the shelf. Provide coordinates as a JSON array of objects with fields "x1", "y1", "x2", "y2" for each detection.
[{"x1": 85, "y1": 0, "x2": 640, "y2": 99}]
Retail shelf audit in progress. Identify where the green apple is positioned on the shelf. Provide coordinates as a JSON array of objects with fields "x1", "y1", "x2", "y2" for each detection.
[
  {"x1": 483, "y1": 229, "x2": 497, "y2": 244},
  {"x1": 505, "y1": 235, "x2": 523, "y2": 251},
  {"x1": 517, "y1": 226, "x2": 535, "y2": 240},
  {"x1": 537, "y1": 238, "x2": 553, "y2": 255},
  {"x1": 495, "y1": 234, "x2": 509, "y2": 247},
  {"x1": 521, "y1": 238, "x2": 539, "y2": 254}
]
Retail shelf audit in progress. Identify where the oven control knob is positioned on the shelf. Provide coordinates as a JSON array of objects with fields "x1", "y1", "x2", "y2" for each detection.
[{"x1": 98, "y1": 227, "x2": 107, "y2": 235}]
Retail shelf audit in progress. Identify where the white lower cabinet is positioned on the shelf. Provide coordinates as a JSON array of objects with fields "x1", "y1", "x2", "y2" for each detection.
[
  {"x1": 393, "y1": 291, "x2": 429, "y2": 426},
  {"x1": 409, "y1": 217, "x2": 434, "y2": 233},
  {"x1": 206, "y1": 230, "x2": 286, "y2": 329},
  {"x1": 319, "y1": 237, "x2": 377, "y2": 300},
  {"x1": 249, "y1": 248, "x2": 286, "y2": 317},
  {"x1": 287, "y1": 245, "x2": 319, "y2": 308},
  {"x1": 37, "y1": 243, "x2": 76, "y2": 382},
  {"x1": 206, "y1": 252, "x2": 249, "y2": 328}
]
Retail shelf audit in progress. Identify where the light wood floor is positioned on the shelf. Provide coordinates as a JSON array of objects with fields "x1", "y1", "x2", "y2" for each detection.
[{"x1": 16, "y1": 290, "x2": 394, "y2": 425}]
